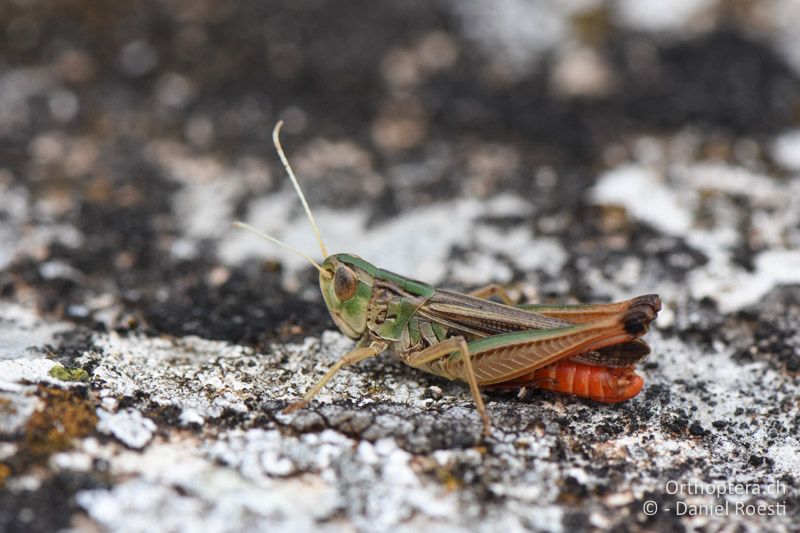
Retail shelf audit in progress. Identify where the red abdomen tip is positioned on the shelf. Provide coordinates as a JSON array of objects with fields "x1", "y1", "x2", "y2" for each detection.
[{"x1": 501, "y1": 361, "x2": 644, "y2": 403}]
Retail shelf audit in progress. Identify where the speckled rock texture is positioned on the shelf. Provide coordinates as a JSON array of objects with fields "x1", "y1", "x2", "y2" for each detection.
[{"x1": 1, "y1": 1, "x2": 799, "y2": 532}]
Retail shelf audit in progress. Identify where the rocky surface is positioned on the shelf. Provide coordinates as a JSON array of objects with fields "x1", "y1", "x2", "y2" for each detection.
[{"x1": 1, "y1": 1, "x2": 799, "y2": 532}]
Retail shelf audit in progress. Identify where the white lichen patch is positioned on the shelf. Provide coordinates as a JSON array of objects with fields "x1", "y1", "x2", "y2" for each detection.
[
  {"x1": 592, "y1": 145, "x2": 800, "y2": 313},
  {"x1": 592, "y1": 164, "x2": 693, "y2": 236},
  {"x1": 0, "y1": 391, "x2": 38, "y2": 437},
  {"x1": 689, "y1": 249, "x2": 800, "y2": 313},
  {"x1": 96, "y1": 408, "x2": 158, "y2": 449},
  {"x1": 70, "y1": 323, "x2": 800, "y2": 530},
  {"x1": 0, "y1": 302, "x2": 73, "y2": 361},
  {"x1": 614, "y1": 0, "x2": 716, "y2": 34},
  {"x1": 0, "y1": 170, "x2": 84, "y2": 273},
  {"x1": 50, "y1": 449, "x2": 94, "y2": 472},
  {"x1": 0, "y1": 177, "x2": 29, "y2": 270},
  {"x1": 2, "y1": 313, "x2": 797, "y2": 532},
  {"x1": 772, "y1": 128, "x2": 800, "y2": 172},
  {"x1": 624, "y1": 331, "x2": 800, "y2": 480},
  {"x1": 75, "y1": 428, "x2": 469, "y2": 533},
  {"x1": 451, "y1": 1, "x2": 593, "y2": 79},
  {"x1": 767, "y1": 440, "x2": 800, "y2": 476},
  {"x1": 0, "y1": 303, "x2": 91, "y2": 438},
  {"x1": 147, "y1": 141, "x2": 272, "y2": 248},
  {"x1": 84, "y1": 328, "x2": 437, "y2": 431},
  {"x1": 77, "y1": 473, "x2": 342, "y2": 533},
  {"x1": 206, "y1": 429, "x2": 463, "y2": 531},
  {"x1": 272, "y1": 331, "x2": 441, "y2": 410},
  {"x1": 0, "y1": 358, "x2": 68, "y2": 392},
  {"x1": 769, "y1": 0, "x2": 800, "y2": 76},
  {"x1": 85, "y1": 333, "x2": 257, "y2": 422},
  {"x1": 219, "y1": 190, "x2": 565, "y2": 292}
]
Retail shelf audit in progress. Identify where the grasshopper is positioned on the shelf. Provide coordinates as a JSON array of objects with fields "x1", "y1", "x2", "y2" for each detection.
[{"x1": 235, "y1": 122, "x2": 661, "y2": 436}]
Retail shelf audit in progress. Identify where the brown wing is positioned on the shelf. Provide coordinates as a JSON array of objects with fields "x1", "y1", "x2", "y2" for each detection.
[
  {"x1": 417, "y1": 289, "x2": 569, "y2": 337},
  {"x1": 567, "y1": 339, "x2": 651, "y2": 368}
]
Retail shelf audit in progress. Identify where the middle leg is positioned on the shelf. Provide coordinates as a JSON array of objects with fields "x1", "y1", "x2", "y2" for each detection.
[{"x1": 404, "y1": 337, "x2": 491, "y2": 437}]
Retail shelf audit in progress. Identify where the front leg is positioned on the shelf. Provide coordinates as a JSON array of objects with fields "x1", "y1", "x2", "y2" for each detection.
[
  {"x1": 284, "y1": 340, "x2": 388, "y2": 413},
  {"x1": 404, "y1": 337, "x2": 491, "y2": 437}
]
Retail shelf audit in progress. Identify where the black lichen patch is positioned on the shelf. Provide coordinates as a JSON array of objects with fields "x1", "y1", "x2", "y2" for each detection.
[
  {"x1": 422, "y1": 28, "x2": 800, "y2": 174},
  {"x1": 134, "y1": 260, "x2": 332, "y2": 347},
  {"x1": 608, "y1": 29, "x2": 800, "y2": 135},
  {"x1": 513, "y1": 206, "x2": 712, "y2": 304},
  {"x1": 659, "y1": 409, "x2": 713, "y2": 442},
  {"x1": 0, "y1": 471, "x2": 110, "y2": 533},
  {"x1": 277, "y1": 402, "x2": 483, "y2": 453},
  {"x1": 732, "y1": 286, "x2": 800, "y2": 374},
  {"x1": 49, "y1": 326, "x2": 101, "y2": 374},
  {"x1": 561, "y1": 511, "x2": 591, "y2": 532},
  {"x1": 630, "y1": 491, "x2": 684, "y2": 532},
  {"x1": 2, "y1": 256, "x2": 98, "y2": 328},
  {"x1": 671, "y1": 298, "x2": 730, "y2": 349},
  {"x1": 6, "y1": 220, "x2": 330, "y2": 349}
]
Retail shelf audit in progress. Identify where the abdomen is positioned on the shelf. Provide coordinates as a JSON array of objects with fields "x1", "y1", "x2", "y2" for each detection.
[{"x1": 494, "y1": 361, "x2": 644, "y2": 403}]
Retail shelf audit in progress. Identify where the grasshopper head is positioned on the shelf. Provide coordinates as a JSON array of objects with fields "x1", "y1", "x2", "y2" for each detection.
[
  {"x1": 319, "y1": 254, "x2": 376, "y2": 339},
  {"x1": 233, "y1": 123, "x2": 380, "y2": 340}
]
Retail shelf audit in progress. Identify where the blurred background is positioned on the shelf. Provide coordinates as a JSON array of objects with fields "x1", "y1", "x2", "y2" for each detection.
[
  {"x1": 3, "y1": 2, "x2": 800, "y2": 531},
  {"x1": 2, "y1": 0, "x2": 800, "y2": 345}
]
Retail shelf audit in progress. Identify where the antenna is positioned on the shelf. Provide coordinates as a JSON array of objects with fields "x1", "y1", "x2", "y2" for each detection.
[
  {"x1": 273, "y1": 121, "x2": 330, "y2": 258},
  {"x1": 231, "y1": 222, "x2": 331, "y2": 279}
]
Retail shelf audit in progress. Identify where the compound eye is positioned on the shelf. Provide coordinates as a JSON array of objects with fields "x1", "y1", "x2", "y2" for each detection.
[{"x1": 333, "y1": 265, "x2": 358, "y2": 301}]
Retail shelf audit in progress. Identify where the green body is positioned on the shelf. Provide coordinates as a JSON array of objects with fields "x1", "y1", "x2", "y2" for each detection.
[
  {"x1": 252, "y1": 120, "x2": 659, "y2": 432},
  {"x1": 320, "y1": 253, "x2": 432, "y2": 340},
  {"x1": 318, "y1": 253, "x2": 657, "y2": 385}
]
